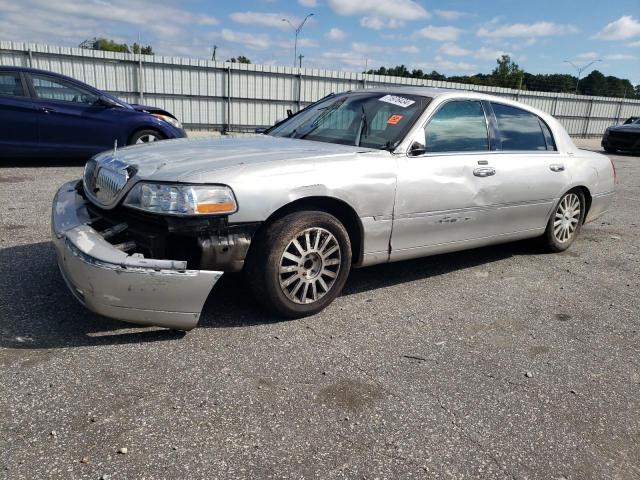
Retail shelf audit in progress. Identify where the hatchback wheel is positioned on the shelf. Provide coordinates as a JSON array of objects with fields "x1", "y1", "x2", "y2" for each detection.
[
  {"x1": 246, "y1": 211, "x2": 352, "y2": 318},
  {"x1": 542, "y1": 190, "x2": 585, "y2": 252},
  {"x1": 129, "y1": 129, "x2": 162, "y2": 145}
]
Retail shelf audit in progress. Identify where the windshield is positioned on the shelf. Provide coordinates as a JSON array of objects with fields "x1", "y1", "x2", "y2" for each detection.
[{"x1": 267, "y1": 92, "x2": 430, "y2": 150}]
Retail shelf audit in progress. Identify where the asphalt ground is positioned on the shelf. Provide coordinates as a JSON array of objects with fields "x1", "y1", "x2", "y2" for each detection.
[{"x1": 1, "y1": 140, "x2": 638, "y2": 479}]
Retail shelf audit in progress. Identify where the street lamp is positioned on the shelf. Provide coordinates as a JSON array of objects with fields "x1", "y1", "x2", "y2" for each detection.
[
  {"x1": 564, "y1": 59, "x2": 602, "y2": 95},
  {"x1": 282, "y1": 13, "x2": 314, "y2": 68}
]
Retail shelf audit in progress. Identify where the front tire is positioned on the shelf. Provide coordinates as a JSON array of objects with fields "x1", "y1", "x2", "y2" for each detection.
[
  {"x1": 129, "y1": 129, "x2": 163, "y2": 145},
  {"x1": 542, "y1": 190, "x2": 585, "y2": 252},
  {"x1": 246, "y1": 211, "x2": 352, "y2": 318},
  {"x1": 603, "y1": 145, "x2": 617, "y2": 153}
]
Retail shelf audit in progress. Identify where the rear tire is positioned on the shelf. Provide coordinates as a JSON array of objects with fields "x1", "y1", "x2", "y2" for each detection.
[
  {"x1": 541, "y1": 190, "x2": 585, "y2": 252},
  {"x1": 603, "y1": 145, "x2": 617, "y2": 153},
  {"x1": 129, "y1": 129, "x2": 163, "y2": 145},
  {"x1": 245, "y1": 211, "x2": 352, "y2": 318}
]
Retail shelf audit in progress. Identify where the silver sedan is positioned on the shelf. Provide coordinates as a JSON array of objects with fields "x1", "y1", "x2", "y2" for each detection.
[{"x1": 51, "y1": 87, "x2": 615, "y2": 330}]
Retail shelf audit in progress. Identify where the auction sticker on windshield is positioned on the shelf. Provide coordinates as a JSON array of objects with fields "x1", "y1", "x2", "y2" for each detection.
[{"x1": 379, "y1": 95, "x2": 415, "y2": 108}]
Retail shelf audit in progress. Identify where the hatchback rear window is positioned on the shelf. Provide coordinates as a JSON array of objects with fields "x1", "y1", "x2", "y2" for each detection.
[{"x1": 0, "y1": 73, "x2": 25, "y2": 97}]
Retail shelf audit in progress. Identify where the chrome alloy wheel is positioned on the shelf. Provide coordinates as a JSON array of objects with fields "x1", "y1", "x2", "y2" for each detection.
[
  {"x1": 136, "y1": 134, "x2": 158, "y2": 144},
  {"x1": 278, "y1": 227, "x2": 341, "y2": 304},
  {"x1": 553, "y1": 193, "x2": 581, "y2": 243}
]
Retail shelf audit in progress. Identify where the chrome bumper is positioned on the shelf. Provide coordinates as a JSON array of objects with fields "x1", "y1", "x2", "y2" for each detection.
[{"x1": 51, "y1": 181, "x2": 223, "y2": 330}]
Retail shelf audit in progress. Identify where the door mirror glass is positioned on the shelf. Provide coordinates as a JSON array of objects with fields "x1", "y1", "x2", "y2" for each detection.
[
  {"x1": 96, "y1": 95, "x2": 120, "y2": 108},
  {"x1": 408, "y1": 141, "x2": 426, "y2": 156}
]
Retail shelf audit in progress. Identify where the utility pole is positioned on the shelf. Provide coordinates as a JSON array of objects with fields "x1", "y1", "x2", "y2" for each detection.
[
  {"x1": 212, "y1": 45, "x2": 217, "y2": 62},
  {"x1": 298, "y1": 54, "x2": 304, "y2": 68},
  {"x1": 282, "y1": 13, "x2": 314, "y2": 68},
  {"x1": 564, "y1": 59, "x2": 601, "y2": 95},
  {"x1": 138, "y1": 32, "x2": 144, "y2": 102}
]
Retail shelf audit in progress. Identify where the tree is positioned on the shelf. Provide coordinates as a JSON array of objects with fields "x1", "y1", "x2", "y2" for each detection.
[
  {"x1": 227, "y1": 56, "x2": 251, "y2": 64},
  {"x1": 131, "y1": 43, "x2": 154, "y2": 55},
  {"x1": 580, "y1": 70, "x2": 607, "y2": 96},
  {"x1": 93, "y1": 38, "x2": 129, "y2": 53},
  {"x1": 80, "y1": 37, "x2": 155, "y2": 55},
  {"x1": 491, "y1": 54, "x2": 524, "y2": 89}
]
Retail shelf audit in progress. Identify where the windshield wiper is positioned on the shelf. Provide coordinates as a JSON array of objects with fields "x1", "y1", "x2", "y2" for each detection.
[{"x1": 354, "y1": 105, "x2": 369, "y2": 147}]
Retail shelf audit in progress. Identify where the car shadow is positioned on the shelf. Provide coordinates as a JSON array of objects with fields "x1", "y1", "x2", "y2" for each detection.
[{"x1": 0, "y1": 238, "x2": 542, "y2": 350}]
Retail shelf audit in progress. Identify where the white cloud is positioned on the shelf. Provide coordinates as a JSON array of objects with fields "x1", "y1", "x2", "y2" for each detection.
[
  {"x1": 351, "y1": 42, "x2": 384, "y2": 54},
  {"x1": 478, "y1": 21, "x2": 577, "y2": 38},
  {"x1": 595, "y1": 16, "x2": 640, "y2": 40},
  {"x1": 438, "y1": 43, "x2": 471, "y2": 56},
  {"x1": 415, "y1": 57, "x2": 477, "y2": 72},
  {"x1": 575, "y1": 52, "x2": 599, "y2": 61},
  {"x1": 630, "y1": 40, "x2": 640, "y2": 47},
  {"x1": 321, "y1": 51, "x2": 371, "y2": 68},
  {"x1": 325, "y1": 28, "x2": 347, "y2": 41},
  {"x1": 327, "y1": 0, "x2": 430, "y2": 21},
  {"x1": 474, "y1": 47, "x2": 510, "y2": 61},
  {"x1": 415, "y1": 26, "x2": 462, "y2": 42},
  {"x1": 298, "y1": 0, "x2": 317, "y2": 6},
  {"x1": 400, "y1": 45, "x2": 420, "y2": 54},
  {"x1": 434, "y1": 10, "x2": 465, "y2": 21},
  {"x1": 605, "y1": 53, "x2": 636, "y2": 60},
  {"x1": 230, "y1": 11, "x2": 302, "y2": 30},
  {"x1": 216, "y1": 28, "x2": 271, "y2": 50},
  {"x1": 297, "y1": 38, "x2": 319, "y2": 48},
  {"x1": 360, "y1": 16, "x2": 405, "y2": 30}
]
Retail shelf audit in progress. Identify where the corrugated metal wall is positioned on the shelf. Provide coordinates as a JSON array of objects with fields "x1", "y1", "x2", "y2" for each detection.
[{"x1": 2, "y1": 41, "x2": 639, "y2": 136}]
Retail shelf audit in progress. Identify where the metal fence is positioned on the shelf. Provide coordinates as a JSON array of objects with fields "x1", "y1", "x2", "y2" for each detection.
[{"x1": 2, "y1": 41, "x2": 639, "y2": 136}]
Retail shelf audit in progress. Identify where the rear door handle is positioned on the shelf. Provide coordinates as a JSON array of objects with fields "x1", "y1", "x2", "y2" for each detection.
[
  {"x1": 549, "y1": 164, "x2": 565, "y2": 172},
  {"x1": 40, "y1": 107, "x2": 56, "y2": 114},
  {"x1": 473, "y1": 167, "x2": 496, "y2": 177}
]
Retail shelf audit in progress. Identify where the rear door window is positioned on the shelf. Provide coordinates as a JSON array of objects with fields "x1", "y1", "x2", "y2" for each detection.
[
  {"x1": 0, "y1": 72, "x2": 25, "y2": 97},
  {"x1": 491, "y1": 103, "x2": 554, "y2": 151},
  {"x1": 424, "y1": 100, "x2": 489, "y2": 152}
]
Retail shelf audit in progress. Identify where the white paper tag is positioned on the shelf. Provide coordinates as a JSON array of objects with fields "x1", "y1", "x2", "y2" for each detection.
[{"x1": 378, "y1": 94, "x2": 415, "y2": 108}]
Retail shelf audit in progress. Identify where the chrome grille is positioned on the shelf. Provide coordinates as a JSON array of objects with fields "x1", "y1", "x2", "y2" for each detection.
[{"x1": 83, "y1": 156, "x2": 132, "y2": 206}]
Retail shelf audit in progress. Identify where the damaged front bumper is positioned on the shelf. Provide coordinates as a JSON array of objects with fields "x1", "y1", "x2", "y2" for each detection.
[{"x1": 51, "y1": 181, "x2": 223, "y2": 330}]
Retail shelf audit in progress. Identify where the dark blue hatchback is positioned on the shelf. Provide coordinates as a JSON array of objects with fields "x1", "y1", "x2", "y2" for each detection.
[{"x1": 0, "y1": 67, "x2": 187, "y2": 159}]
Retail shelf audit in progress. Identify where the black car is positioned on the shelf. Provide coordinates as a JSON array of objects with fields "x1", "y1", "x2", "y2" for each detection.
[
  {"x1": 602, "y1": 118, "x2": 640, "y2": 154},
  {"x1": 0, "y1": 67, "x2": 186, "y2": 159}
]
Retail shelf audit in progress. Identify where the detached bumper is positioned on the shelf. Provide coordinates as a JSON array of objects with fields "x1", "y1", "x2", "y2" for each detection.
[{"x1": 51, "y1": 181, "x2": 222, "y2": 330}]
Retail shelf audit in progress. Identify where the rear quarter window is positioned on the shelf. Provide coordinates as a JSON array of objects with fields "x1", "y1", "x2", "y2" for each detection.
[{"x1": 491, "y1": 103, "x2": 555, "y2": 151}]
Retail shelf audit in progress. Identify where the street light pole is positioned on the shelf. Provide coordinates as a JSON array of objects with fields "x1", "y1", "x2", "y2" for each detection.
[
  {"x1": 564, "y1": 59, "x2": 602, "y2": 95},
  {"x1": 282, "y1": 13, "x2": 314, "y2": 68}
]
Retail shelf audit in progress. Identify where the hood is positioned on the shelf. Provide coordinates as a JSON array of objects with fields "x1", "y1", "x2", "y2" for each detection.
[
  {"x1": 94, "y1": 135, "x2": 377, "y2": 183},
  {"x1": 129, "y1": 103, "x2": 175, "y2": 118},
  {"x1": 609, "y1": 123, "x2": 640, "y2": 132}
]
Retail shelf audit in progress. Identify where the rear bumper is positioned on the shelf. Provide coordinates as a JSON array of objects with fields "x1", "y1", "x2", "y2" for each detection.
[
  {"x1": 585, "y1": 191, "x2": 614, "y2": 224},
  {"x1": 51, "y1": 181, "x2": 222, "y2": 330}
]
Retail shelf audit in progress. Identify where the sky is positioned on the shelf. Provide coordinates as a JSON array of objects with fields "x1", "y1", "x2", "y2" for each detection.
[{"x1": 0, "y1": 0, "x2": 638, "y2": 85}]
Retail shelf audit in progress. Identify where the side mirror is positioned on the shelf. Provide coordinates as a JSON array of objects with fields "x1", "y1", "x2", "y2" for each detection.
[
  {"x1": 255, "y1": 127, "x2": 267, "y2": 134},
  {"x1": 286, "y1": 109, "x2": 293, "y2": 118},
  {"x1": 96, "y1": 95, "x2": 119, "y2": 108},
  {"x1": 408, "y1": 141, "x2": 426, "y2": 156}
]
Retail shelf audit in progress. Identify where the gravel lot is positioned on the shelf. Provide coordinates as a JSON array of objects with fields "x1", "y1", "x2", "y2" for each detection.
[{"x1": 1, "y1": 139, "x2": 638, "y2": 479}]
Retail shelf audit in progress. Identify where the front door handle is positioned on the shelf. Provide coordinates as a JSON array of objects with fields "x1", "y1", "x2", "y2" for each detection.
[
  {"x1": 40, "y1": 107, "x2": 56, "y2": 114},
  {"x1": 549, "y1": 164, "x2": 565, "y2": 172},
  {"x1": 473, "y1": 167, "x2": 496, "y2": 177}
]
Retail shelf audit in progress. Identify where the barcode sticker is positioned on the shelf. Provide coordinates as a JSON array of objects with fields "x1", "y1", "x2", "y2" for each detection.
[{"x1": 379, "y1": 95, "x2": 415, "y2": 108}]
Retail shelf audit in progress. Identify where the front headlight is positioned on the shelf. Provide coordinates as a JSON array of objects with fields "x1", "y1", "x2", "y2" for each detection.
[
  {"x1": 152, "y1": 113, "x2": 182, "y2": 130},
  {"x1": 124, "y1": 183, "x2": 237, "y2": 216}
]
